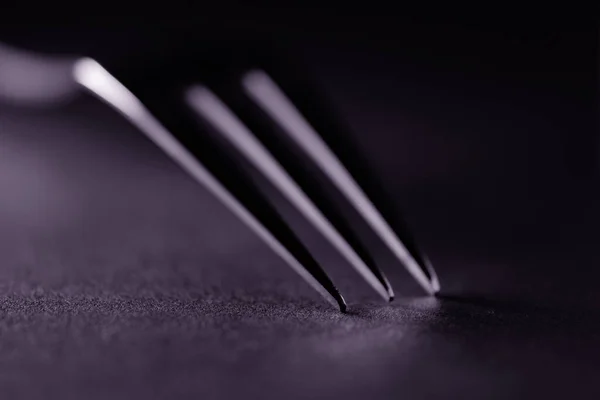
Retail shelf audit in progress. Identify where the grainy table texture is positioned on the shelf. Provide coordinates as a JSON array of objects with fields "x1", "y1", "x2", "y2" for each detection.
[{"x1": 1, "y1": 29, "x2": 597, "y2": 399}]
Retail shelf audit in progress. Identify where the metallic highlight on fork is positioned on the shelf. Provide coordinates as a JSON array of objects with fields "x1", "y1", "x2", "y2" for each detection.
[
  {"x1": 242, "y1": 70, "x2": 440, "y2": 295},
  {"x1": 185, "y1": 85, "x2": 393, "y2": 301},
  {"x1": 72, "y1": 58, "x2": 347, "y2": 311},
  {"x1": 0, "y1": 41, "x2": 441, "y2": 311}
]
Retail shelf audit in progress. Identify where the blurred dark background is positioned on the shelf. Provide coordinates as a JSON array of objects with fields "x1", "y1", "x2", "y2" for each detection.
[{"x1": 0, "y1": 11, "x2": 598, "y2": 400}]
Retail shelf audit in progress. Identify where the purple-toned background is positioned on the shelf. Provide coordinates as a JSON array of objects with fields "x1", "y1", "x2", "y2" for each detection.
[{"x1": 0, "y1": 16, "x2": 597, "y2": 399}]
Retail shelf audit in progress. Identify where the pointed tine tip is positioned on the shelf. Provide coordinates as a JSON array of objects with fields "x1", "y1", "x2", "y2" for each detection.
[
  {"x1": 379, "y1": 272, "x2": 395, "y2": 302},
  {"x1": 339, "y1": 301, "x2": 348, "y2": 314},
  {"x1": 329, "y1": 289, "x2": 347, "y2": 313},
  {"x1": 424, "y1": 259, "x2": 441, "y2": 295},
  {"x1": 327, "y1": 288, "x2": 347, "y2": 313},
  {"x1": 384, "y1": 285, "x2": 394, "y2": 302}
]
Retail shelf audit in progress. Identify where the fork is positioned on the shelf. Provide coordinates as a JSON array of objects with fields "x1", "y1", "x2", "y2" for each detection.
[{"x1": 0, "y1": 40, "x2": 440, "y2": 312}]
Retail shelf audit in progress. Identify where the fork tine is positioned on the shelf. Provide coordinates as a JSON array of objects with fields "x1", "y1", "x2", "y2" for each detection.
[
  {"x1": 71, "y1": 58, "x2": 347, "y2": 312},
  {"x1": 186, "y1": 85, "x2": 394, "y2": 301},
  {"x1": 241, "y1": 69, "x2": 440, "y2": 295}
]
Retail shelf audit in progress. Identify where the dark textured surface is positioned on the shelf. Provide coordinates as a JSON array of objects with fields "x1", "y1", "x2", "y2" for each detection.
[{"x1": 1, "y1": 27, "x2": 598, "y2": 399}]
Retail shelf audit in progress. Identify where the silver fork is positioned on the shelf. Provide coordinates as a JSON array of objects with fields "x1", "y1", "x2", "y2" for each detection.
[{"x1": 0, "y1": 41, "x2": 440, "y2": 312}]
